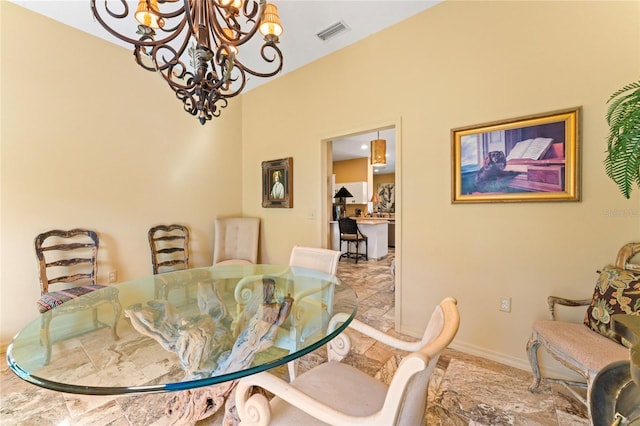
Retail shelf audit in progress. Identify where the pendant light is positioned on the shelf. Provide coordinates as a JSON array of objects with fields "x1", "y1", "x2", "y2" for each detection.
[{"x1": 370, "y1": 131, "x2": 386, "y2": 167}]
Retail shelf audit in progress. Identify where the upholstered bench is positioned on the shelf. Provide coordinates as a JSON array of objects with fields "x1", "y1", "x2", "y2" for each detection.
[
  {"x1": 526, "y1": 242, "x2": 640, "y2": 418},
  {"x1": 528, "y1": 312, "x2": 629, "y2": 395}
]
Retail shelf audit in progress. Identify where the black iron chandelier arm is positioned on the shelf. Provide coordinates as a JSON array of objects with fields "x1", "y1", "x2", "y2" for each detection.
[
  {"x1": 91, "y1": 0, "x2": 283, "y2": 124},
  {"x1": 91, "y1": 0, "x2": 187, "y2": 47},
  {"x1": 208, "y1": 0, "x2": 265, "y2": 48},
  {"x1": 155, "y1": 47, "x2": 234, "y2": 92},
  {"x1": 232, "y1": 42, "x2": 283, "y2": 78}
]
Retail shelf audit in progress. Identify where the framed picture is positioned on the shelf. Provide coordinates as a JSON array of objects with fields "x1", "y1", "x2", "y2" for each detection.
[
  {"x1": 451, "y1": 107, "x2": 580, "y2": 203},
  {"x1": 262, "y1": 157, "x2": 293, "y2": 208},
  {"x1": 377, "y1": 183, "x2": 395, "y2": 212}
]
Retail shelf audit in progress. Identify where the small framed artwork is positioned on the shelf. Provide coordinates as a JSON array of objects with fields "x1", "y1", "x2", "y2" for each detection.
[
  {"x1": 451, "y1": 107, "x2": 580, "y2": 203},
  {"x1": 377, "y1": 183, "x2": 395, "y2": 212},
  {"x1": 262, "y1": 157, "x2": 293, "y2": 208}
]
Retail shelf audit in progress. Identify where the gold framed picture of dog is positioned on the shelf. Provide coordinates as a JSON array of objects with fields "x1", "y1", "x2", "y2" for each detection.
[{"x1": 451, "y1": 107, "x2": 580, "y2": 203}]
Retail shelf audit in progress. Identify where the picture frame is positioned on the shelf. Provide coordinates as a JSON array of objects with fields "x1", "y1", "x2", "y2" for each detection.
[
  {"x1": 262, "y1": 157, "x2": 293, "y2": 208},
  {"x1": 376, "y1": 183, "x2": 395, "y2": 213},
  {"x1": 451, "y1": 107, "x2": 580, "y2": 203}
]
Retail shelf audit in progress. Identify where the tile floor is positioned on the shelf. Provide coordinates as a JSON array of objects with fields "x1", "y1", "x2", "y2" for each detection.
[{"x1": 1, "y1": 250, "x2": 589, "y2": 425}]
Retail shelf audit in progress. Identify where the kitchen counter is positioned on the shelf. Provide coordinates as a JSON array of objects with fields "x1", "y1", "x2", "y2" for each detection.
[
  {"x1": 348, "y1": 216, "x2": 395, "y2": 222},
  {"x1": 330, "y1": 220, "x2": 388, "y2": 260},
  {"x1": 343, "y1": 217, "x2": 395, "y2": 248}
]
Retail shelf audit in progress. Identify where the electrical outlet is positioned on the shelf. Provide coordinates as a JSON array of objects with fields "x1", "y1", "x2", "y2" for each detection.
[
  {"x1": 108, "y1": 271, "x2": 117, "y2": 283},
  {"x1": 499, "y1": 297, "x2": 511, "y2": 313}
]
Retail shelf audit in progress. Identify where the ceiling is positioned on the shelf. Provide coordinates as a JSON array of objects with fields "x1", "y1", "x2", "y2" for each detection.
[
  {"x1": 10, "y1": 0, "x2": 435, "y2": 174},
  {"x1": 332, "y1": 128, "x2": 396, "y2": 175}
]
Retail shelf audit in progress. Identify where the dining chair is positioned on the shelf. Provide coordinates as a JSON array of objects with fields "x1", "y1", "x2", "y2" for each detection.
[
  {"x1": 148, "y1": 224, "x2": 191, "y2": 300},
  {"x1": 35, "y1": 229, "x2": 121, "y2": 364},
  {"x1": 281, "y1": 245, "x2": 341, "y2": 380},
  {"x1": 213, "y1": 217, "x2": 260, "y2": 265},
  {"x1": 232, "y1": 246, "x2": 341, "y2": 381},
  {"x1": 338, "y1": 217, "x2": 368, "y2": 263},
  {"x1": 235, "y1": 297, "x2": 460, "y2": 425},
  {"x1": 148, "y1": 224, "x2": 190, "y2": 274}
]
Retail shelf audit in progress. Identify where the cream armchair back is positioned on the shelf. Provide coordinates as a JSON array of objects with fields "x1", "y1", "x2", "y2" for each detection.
[
  {"x1": 213, "y1": 217, "x2": 260, "y2": 265},
  {"x1": 283, "y1": 246, "x2": 341, "y2": 380},
  {"x1": 233, "y1": 246, "x2": 341, "y2": 381}
]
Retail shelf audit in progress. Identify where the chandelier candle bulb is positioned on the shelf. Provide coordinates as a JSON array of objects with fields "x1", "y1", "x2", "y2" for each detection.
[
  {"x1": 260, "y1": 3, "x2": 284, "y2": 39},
  {"x1": 135, "y1": 0, "x2": 164, "y2": 29}
]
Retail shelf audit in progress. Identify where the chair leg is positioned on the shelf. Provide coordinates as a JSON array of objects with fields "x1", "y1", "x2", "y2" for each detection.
[
  {"x1": 287, "y1": 360, "x2": 298, "y2": 381},
  {"x1": 40, "y1": 312, "x2": 53, "y2": 365},
  {"x1": 110, "y1": 298, "x2": 122, "y2": 341},
  {"x1": 354, "y1": 241, "x2": 359, "y2": 264},
  {"x1": 364, "y1": 239, "x2": 368, "y2": 261},
  {"x1": 91, "y1": 306, "x2": 99, "y2": 329},
  {"x1": 526, "y1": 334, "x2": 542, "y2": 392}
]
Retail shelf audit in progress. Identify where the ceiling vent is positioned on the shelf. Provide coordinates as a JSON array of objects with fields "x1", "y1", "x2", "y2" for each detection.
[{"x1": 316, "y1": 21, "x2": 350, "y2": 41}]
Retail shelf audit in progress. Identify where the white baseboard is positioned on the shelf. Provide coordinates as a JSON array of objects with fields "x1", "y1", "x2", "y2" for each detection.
[
  {"x1": 449, "y1": 340, "x2": 532, "y2": 372},
  {"x1": 448, "y1": 339, "x2": 585, "y2": 383}
]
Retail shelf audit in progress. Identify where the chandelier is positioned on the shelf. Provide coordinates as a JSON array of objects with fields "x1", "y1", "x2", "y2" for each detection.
[{"x1": 91, "y1": 0, "x2": 284, "y2": 124}]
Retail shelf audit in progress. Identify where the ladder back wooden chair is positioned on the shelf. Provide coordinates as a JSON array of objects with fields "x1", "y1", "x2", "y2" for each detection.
[
  {"x1": 148, "y1": 224, "x2": 191, "y2": 300},
  {"x1": 35, "y1": 229, "x2": 121, "y2": 364},
  {"x1": 148, "y1": 224, "x2": 190, "y2": 274}
]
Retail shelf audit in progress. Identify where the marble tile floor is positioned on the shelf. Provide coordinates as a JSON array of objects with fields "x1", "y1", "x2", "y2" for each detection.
[{"x1": 1, "y1": 251, "x2": 589, "y2": 425}]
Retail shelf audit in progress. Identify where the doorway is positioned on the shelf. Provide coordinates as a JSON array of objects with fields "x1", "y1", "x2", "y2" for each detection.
[{"x1": 321, "y1": 123, "x2": 401, "y2": 322}]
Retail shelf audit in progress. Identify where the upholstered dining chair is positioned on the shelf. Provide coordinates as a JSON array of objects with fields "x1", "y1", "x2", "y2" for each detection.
[
  {"x1": 282, "y1": 245, "x2": 341, "y2": 380},
  {"x1": 213, "y1": 217, "x2": 260, "y2": 265},
  {"x1": 526, "y1": 242, "x2": 640, "y2": 418},
  {"x1": 338, "y1": 217, "x2": 367, "y2": 263},
  {"x1": 235, "y1": 297, "x2": 460, "y2": 425},
  {"x1": 148, "y1": 224, "x2": 190, "y2": 275},
  {"x1": 288, "y1": 245, "x2": 341, "y2": 276},
  {"x1": 233, "y1": 246, "x2": 341, "y2": 381},
  {"x1": 35, "y1": 229, "x2": 121, "y2": 364}
]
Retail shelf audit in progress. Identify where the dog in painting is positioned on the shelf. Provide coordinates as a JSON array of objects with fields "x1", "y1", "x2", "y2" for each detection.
[{"x1": 474, "y1": 151, "x2": 519, "y2": 193}]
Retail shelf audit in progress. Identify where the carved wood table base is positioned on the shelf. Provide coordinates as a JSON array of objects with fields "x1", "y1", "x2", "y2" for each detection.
[{"x1": 125, "y1": 278, "x2": 293, "y2": 425}]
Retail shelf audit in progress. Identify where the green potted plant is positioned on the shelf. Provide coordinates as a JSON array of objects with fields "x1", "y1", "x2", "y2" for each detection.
[{"x1": 604, "y1": 80, "x2": 640, "y2": 199}]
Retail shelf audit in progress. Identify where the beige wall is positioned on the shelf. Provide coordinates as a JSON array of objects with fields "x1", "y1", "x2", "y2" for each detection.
[
  {"x1": 240, "y1": 0, "x2": 640, "y2": 371},
  {"x1": 334, "y1": 158, "x2": 368, "y2": 183},
  {"x1": 373, "y1": 174, "x2": 395, "y2": 188},
  {"x1": 0, "y1": 3, "x2": 244, "y2": 346},
  {"x1": 334, "y1": 158, "x2": 370, "y2": 216},
  {"x1": 1, "y1": 1, "x2": 639, "y2": 375}
]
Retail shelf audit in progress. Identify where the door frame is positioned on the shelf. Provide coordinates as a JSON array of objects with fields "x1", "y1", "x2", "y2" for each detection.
[{"x1": 320, "y1": 118, "x2": 402, "y2": 329}]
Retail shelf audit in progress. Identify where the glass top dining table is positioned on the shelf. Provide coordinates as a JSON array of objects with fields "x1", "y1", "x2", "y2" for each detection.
[{"x1": 7, "y1": 264, "x2": 358, "y2": 396}]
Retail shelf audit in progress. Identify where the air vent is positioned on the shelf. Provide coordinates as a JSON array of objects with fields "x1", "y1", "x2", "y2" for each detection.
[{"x1": 316, "y1": 21, "x2": 350, "y2": 41}]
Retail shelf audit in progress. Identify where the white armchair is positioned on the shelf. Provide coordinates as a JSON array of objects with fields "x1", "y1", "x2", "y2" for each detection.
[
  {"x1": 281, "y1": 246, "x2": 340, "y2": 380},
  {"x1": 213, "y1": 217, "x2": 260, "y2": 265},
  {"x1": 235, "y1": 297, "x2": 460, "y2": 426},
  {"x1": 234, "y1": 246, "x2": 341, "y2": 381}
]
